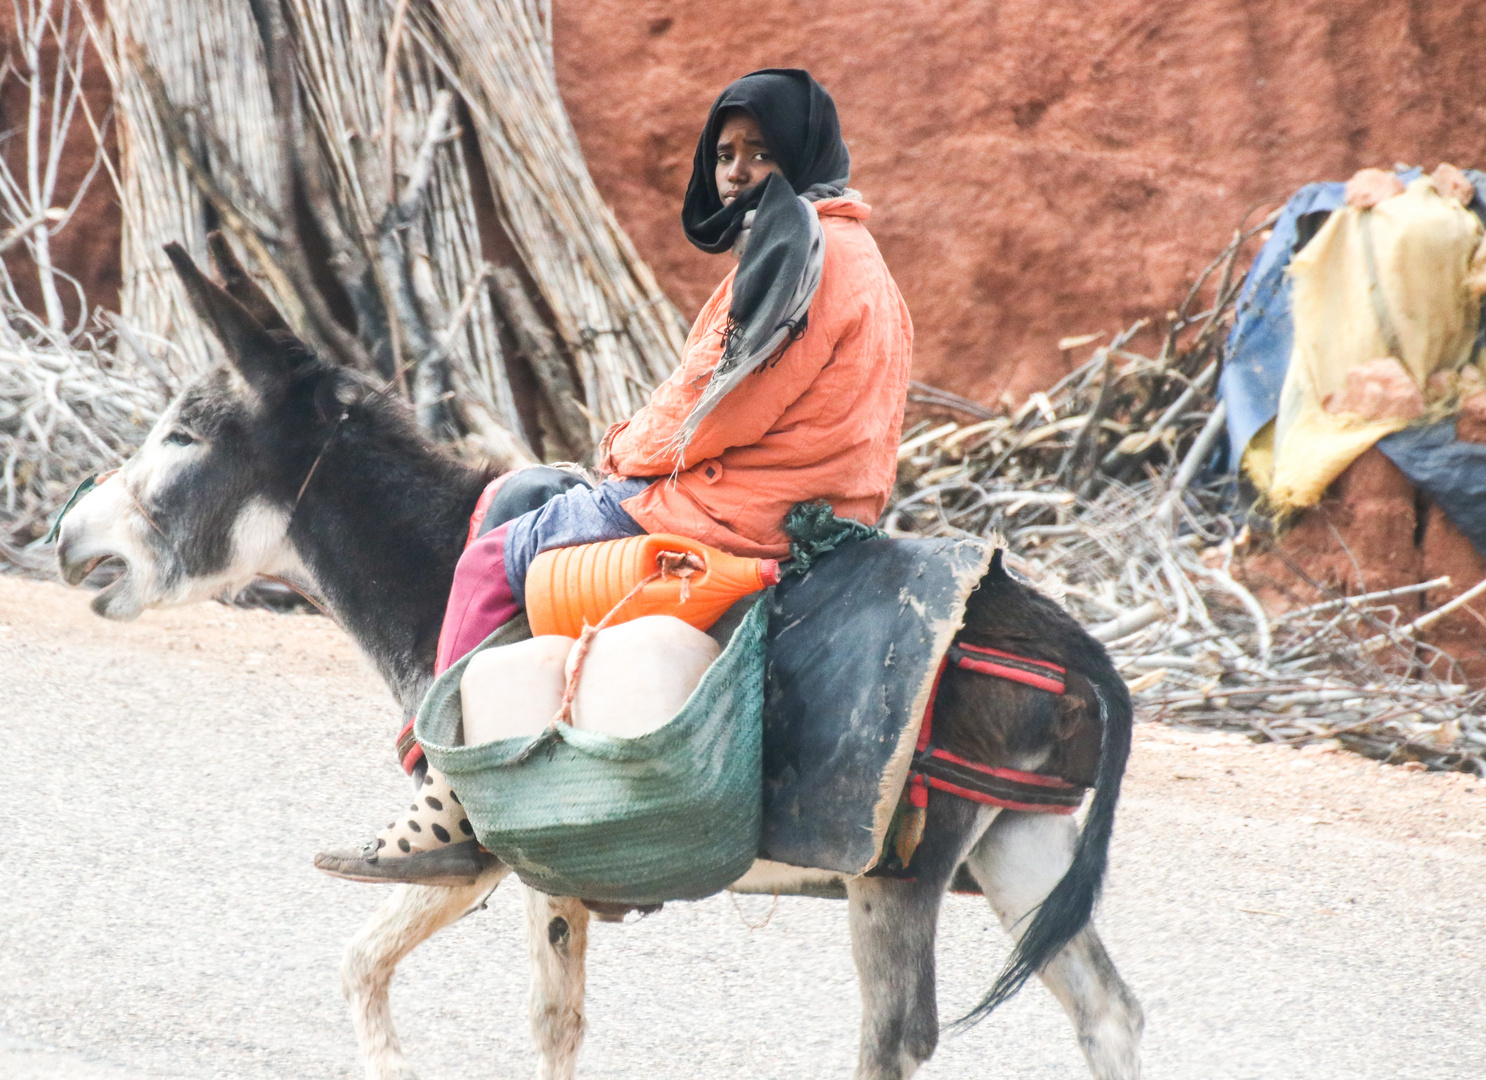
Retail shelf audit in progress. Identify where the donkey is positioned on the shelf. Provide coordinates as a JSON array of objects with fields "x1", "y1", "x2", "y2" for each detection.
[{"x1": 55, "y1": 239, "x2": 1144, "y2": 1080}]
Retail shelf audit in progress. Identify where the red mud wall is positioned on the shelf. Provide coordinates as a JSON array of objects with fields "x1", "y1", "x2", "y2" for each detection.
[
  {"x1": 0, "y1": 0, "x2": 119, "y2": 321},
  {"x1": 550, "y1": 0, "x2": 1486, "y2": 403},
  {"x1": 1235, "y1": 430, "x2": 1486, "y2": 682}
]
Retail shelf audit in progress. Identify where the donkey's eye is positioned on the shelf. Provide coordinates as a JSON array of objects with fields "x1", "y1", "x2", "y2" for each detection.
[{"x1": 164, "y1": 429, "x2": 197, "y2": 447}]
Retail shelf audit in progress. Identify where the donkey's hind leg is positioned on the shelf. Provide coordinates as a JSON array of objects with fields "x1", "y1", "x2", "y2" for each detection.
[
  {"x1": 848, "y1": 797, "x2": 994, "y2": 1080},
  {"x1": 964, "y1": 811, "x2": 1142, "y2": 1080},
  {"x1": 341, "y1": 865, "x2": 510, "y2": 1080},
  {"x1": 524, "y1": 889, "x2": 591, "y2": 1080}
]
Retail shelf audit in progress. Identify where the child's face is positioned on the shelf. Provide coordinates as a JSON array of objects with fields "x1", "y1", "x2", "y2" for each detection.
[{"x1": 714, "y1": 110, "x2": 782, "y2": 207}]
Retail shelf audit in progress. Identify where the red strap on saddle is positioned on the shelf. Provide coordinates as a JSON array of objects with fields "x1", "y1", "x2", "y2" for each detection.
[
  {"x1": 949, "y1": 641, "x2": 1066, "y2": 694},
  {"x1": 906, "y1": 638, "x2": 1084, "y2": 815}
]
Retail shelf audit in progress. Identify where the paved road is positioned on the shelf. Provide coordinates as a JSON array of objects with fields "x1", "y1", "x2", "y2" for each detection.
[{"x1": 1, "y1": 576, "x2": 1483, "y2": 1079}]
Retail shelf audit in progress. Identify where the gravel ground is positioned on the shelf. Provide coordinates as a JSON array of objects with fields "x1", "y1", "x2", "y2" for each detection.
[{"x1": 1, "y1": 575, "x2": 1483, "y2": 1079}]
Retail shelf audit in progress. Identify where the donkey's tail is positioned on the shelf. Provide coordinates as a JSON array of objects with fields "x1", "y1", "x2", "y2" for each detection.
[{"x1": 953, "y1": 666, "x2": 1133, "y2": 1028}]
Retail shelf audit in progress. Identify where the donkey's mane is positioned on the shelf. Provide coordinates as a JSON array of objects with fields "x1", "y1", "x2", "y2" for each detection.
[{"x1": 285, "y1": 362, "x2": 498, "y2": 709}]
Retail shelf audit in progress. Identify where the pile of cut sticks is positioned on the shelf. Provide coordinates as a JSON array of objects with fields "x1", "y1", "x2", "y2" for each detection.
[{"x1": 893, "y1": 216, "x2": 1486, "y2": 776}]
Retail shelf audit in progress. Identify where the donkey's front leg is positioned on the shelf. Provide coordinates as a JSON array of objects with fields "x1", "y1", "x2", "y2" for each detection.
[
  {"x1": 965, "y1": 811, "x2": 1143, "y2": 1080},
  {"x1": 524, "y1": 889, "x2": 591, "y2": 1080},
  {"x1": 342, "y1": 866, "x2": 510, "y2": 1080}
]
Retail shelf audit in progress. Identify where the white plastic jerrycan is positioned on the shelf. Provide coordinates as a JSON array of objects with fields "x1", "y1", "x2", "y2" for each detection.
[
  {"x1": 459, "y1": 615, "x2": 721, "y2": 746},
  {"x1": 459, "y1": 635, "x2": 574, "y2": 745},
  {"x1": 566, "y1": 615, "x2": 721, "y2": 738}
]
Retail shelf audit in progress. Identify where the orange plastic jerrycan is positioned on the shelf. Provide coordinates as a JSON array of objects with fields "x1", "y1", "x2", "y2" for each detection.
[{"x1": 525, "y1": 533, "x2": 782, "y2": 637}]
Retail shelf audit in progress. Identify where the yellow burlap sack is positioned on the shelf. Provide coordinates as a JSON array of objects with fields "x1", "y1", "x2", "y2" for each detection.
[{"x1": 1249, "y1": 176, "x2": 1486, "y2": 511}]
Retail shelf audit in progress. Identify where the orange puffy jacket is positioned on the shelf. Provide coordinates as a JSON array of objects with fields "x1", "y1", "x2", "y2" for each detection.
[{"x1": 601, "y1": 199, "x2": 913, "y2": 558}]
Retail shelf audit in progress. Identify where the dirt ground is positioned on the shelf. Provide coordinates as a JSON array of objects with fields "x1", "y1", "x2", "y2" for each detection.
[{"x1": 1, "y1": 573, "x2": 1482, "y2": 1078}]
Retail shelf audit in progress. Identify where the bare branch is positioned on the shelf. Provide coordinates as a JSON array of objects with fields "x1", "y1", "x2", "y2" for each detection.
[
  {"x1": 381, "y1": 0, "x2": 411, "y2": 209},
  {"x1": 385, "y1": 89, "x2": 455, "y2": 230},
  {"x1": 0, "y1": 206, "x2": 61, "y2": 254},
  {"x1": 240, "y1": 1, "x2": 377, "y2": 374},
  {"x1": 489, "y1": 263, "x2": 590, "y2": 455}
]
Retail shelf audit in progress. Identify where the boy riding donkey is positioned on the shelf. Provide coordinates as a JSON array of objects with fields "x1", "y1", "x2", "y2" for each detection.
[{"x1": 316, "y1": 69, "x2": 916, "y2": 885}]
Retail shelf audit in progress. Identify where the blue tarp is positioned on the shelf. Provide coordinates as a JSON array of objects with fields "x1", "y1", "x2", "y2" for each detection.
[
  {"x1": 1375, "y1": 420, "x2": 1486, "y2": 551},
  {"x1": 1217, "y1": 168, "x2": 1486, "y2": 556},
  {"x1": 1219, "y1": 181, "x2": 1347, "y2": 467}
]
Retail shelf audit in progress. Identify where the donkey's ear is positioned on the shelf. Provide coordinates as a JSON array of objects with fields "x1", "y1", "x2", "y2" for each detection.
[
  {"x1": 205, "y1": 232, "x2": 290, "y2": 332},
  {"x1": 164, "y1": 241, "x2": 289, "y2": 397}
]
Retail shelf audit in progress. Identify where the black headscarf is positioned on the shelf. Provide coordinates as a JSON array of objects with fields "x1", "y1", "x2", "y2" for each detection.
[
  {"x1": 665, "y1": 69, "x2": 851, "y2": 461},
  {"x1": 682, "y1": 69, "x2": 851, "y2": 253}
]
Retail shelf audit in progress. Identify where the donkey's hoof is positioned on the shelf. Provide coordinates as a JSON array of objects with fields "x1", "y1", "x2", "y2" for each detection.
[{"x1": 315, "y1": 838, "x2": 498, "y2": 886}]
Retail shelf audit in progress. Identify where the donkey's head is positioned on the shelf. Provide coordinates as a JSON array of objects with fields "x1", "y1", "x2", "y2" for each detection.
[{"x1": 56, "y1": 236, "x2": 381, "y2": 619}]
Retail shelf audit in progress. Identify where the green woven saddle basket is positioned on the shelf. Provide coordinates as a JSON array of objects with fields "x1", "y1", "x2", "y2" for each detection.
[{"x1": 414, "y1": 595, "x2": 768, "y2": 904}]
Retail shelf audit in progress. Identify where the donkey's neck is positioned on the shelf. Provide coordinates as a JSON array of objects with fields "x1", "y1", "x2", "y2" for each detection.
[{"x1": 287, "y1": 430, "x2": 492, "y2": 713}]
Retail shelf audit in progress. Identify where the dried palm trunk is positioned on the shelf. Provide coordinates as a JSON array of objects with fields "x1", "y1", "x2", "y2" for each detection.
[
  {"x1": 91, "y1": 0, "x2": 677, "y2": 463},
  {"x1": 410, "y1": 0, "x2": 684, "y2": 438},
  {"x1": 97, "y1": 0, "x2": 286, "y2": 380},
  {"x1": 284, "y1": 0, "x2": 525, "y2": 443}
]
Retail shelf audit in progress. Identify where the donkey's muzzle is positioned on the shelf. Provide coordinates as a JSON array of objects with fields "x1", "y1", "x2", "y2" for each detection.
[{"x1": 56, "y1": 534, "x2": 107, "y2": 586}]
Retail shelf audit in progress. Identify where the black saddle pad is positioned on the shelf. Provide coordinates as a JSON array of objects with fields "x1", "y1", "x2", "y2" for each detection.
[{"x1": 761, "y1": 537, "x2": 992, "y2": 874}]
